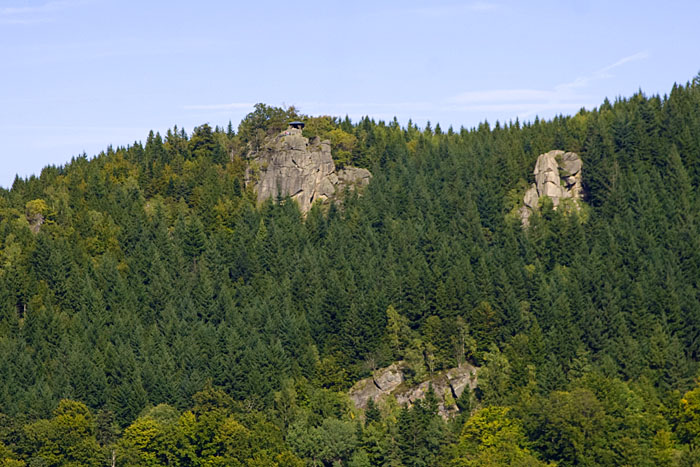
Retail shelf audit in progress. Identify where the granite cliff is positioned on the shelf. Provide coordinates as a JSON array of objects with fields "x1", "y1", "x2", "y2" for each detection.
[
  {"x1": 520, "y1": 150, "x2": 583, "y2": 226},
  {"x1": 348, "y1": 362, "x2": 478, "y2": 419},
  {"x1": 245, "y1": 127, "x2": 371, "y2": 213}
]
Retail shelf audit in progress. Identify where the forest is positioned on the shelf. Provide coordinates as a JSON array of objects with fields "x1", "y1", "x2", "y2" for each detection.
[{"x1": 1, "y1": 75, "x2": 700, "y2": 466}]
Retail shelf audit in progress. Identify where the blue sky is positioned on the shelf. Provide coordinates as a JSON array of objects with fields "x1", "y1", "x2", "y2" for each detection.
[{"x1": 1, "y1": 0, "x2": 699, "y2": 188}]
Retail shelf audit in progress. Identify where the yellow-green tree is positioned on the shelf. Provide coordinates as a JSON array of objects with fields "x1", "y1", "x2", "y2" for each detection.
[
  {"x1": 678, "y1": 383, "x2": 700, "y2": 448},
  {"x1": 22, "y1": 400, "x2": 103, "y2": 467},
  {"x1": 451, "y1": 406, "x2": 547, "y2": 466}
]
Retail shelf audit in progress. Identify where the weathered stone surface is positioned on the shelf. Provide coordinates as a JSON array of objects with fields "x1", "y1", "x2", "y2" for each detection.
[
  {"x1": 27, "y1": 213, "x2": 44, "y2": 234},
  {"x1": 445, "y1": 365, "x2": 478, "y2": 399},
  {"x1": 373, "y1": 363, "x2": 403, "y2": 392},
  {"x1": 348, "y1": 378, "x2": 382, "y2": 410},
  {"x1": 348, "y1": 362, "x2": 478, "y2": 419},
  {"x1": 519, "y1": 206, "x2": 532, "y2": 226},
  {"x1": 246, "y1": 127, "x2": 371, "y2": 213},
  {"x1": 348, "y1": 363, "x2": 404, "y2": 410},
  {"x1": 534, "y1": 150, "x2": 562, "y2": 198},
  {"x1": 560, "y1": 151, "x2": 582, "y2": 175},
  {"x1": 395, "y1": 381, "x2": 430, "y2": 406},
  {"x1": 520, "y1": 150, "x2": 583, "y2": 226},
  {"x1": 338, "y1": 167, "x2": 372, "y2": 186},
  {"x1": 523, "y1": 184, "x2": 539, "y2": 209}
]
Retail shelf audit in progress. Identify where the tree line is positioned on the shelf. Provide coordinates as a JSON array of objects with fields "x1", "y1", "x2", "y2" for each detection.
[{"x1": 1, "y1": 76, "x2": 700, "y2": 464}]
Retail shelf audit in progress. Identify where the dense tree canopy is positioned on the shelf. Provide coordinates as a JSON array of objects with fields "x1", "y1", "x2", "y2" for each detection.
[{"x1": 1, "y1": 75, "x2": 700, "y2": 464}]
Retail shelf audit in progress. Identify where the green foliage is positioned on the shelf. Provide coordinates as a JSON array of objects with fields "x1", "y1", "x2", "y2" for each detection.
[
  {"x1": 451, "y1": 406, "x2": 546, "y2": 466},
  {"x1": 396, "y1": 386, "x2": 447, "y2": 467},
  {"x1": 328, "y1": 128, "x2": 358, "y2": 168},
  {"x1": 476, "y1": 345, "x2": 512, "y2": 405},
  {"x1": 190, "y1": 123, "x2": 227, "y2": 164},
  {"x1": 118, "y1": 395, "x2": 302, "y2": 466},
  {"x1": 2, "y1": 77, "x2": 700, "y2": 464},
  {"x1": 21, "y1": 400, "x2": 103, "y2": 466},
  {"x1": 302, "y1": 115, "x2": 336, "y2": 140},
  {"x1": 297, "y1": 115, "x2": 359, "y2": 166},
  {"x1": 385, "y1": 305, "x2": 411, "y2": 360},
  {"x1": 24, "y1": 199, "x2": 48, "y2": 218},
  {"x1": 238, "y1": 103, "x2": 299, "y2": 151},
  {"x1": 677, "y1": 383, "x2": 700, "y2": 448}
]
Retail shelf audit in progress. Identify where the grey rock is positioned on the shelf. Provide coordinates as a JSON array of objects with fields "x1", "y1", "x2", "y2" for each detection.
[
  {"x1": 338, "y1": 167, "x2": 372, "y2": 186},
  {"x1": 520, "y1": 150, "x2": 583, "y2": 226},
  {"x1": 523, "y1": 184, "x2": 539, "y2": 209},
  {"x1": 27, "y1": 213, "x2": 44, "y2": 234},
  {"x1": 519, "y1": 205, "x2": 533, "y2": 228},
  {"x1": 348, "y1": 363, "x2": 404, "y2": 410},
  {"x1": 246, "y1": 126, "x2": 371, "y2": 213},
  {"x1": 445, "y1": 365, "x2": 478, "y2": 399},
  {"x1": 560, "y1": 151, "x2": 582, "y2": 175},
  {"x1": 395, "y1": 381, "x2": 429, "y2": 406},
  {"x1": 348, "y1": 362, "x2": 478, "y2": 419},
  {"x1": 348, "y1": 378, "x2": 383, "y2": 410},
  {"x1": 534, "y1": 150, "x2": 561, "y2": 197},
  {"x1": 373, "y1": 363, "x2": 404, "y2": 392}
]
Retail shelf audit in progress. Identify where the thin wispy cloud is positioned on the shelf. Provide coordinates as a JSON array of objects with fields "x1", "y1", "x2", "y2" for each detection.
[
  {"x1": 0, "y1": 0, "x2": 91, "y2": 24},
  {"x1": 183, "y1": 102, "x2": 254, "y2": 111},
  {"x1": 556, "y1": 51, "x2": 649, "y2": 92},
  {"x1": 601, "y1": 52, "x2": 649, "y2": 73},
  {"x1": 315, "y1": 52, "x2": 651, "y2": 125},
  {"x1": 447, "y1": 52, "x2": 650, "y2": 118},
  {"x1": 225, "y1": 52, "x2": 648, "y2": 127}
]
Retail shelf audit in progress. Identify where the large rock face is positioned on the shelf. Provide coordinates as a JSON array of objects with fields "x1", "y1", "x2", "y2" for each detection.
[
  {"x1": 348, "y1": 362, "x2": 478, "y2": 419},
  {"x1": 246, "y1": 127, "x2": 371, "y2": 213},
  {"x1": 520, "y1": 150, "x2": 583, "y2": 226}
]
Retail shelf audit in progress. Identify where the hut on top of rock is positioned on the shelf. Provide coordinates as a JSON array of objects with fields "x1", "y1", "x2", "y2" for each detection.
[
  {"x1": 245, "y1": 124, "x2": 372, "y2": 214},
  {"x1": 282, "y1": 121, "x2": 305, "y2": 136}
]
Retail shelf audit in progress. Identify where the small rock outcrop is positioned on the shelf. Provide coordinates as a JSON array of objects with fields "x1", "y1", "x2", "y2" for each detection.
[
  {"x1": 246, "y1": 127, "x2": 371, "y2": 213},
  {"x1": 337, "y1": 167, "x2": 372, "y2": 187},
  {"x1": 25, "y1": 199, "x2": 47, "y2": 234},
  {"x1": 27, "y1": 213, "x2": 44, "y2": 234},
  {"x1": 520, "y1": 150, "x2": 583, "y2": 226},
  {"x1": 348, "y1": 362, "x2": 478, "y2": 419}
]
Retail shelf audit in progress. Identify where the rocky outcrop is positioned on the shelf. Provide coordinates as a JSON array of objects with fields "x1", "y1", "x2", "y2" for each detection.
[
  {"x1": 25, "y1": 199, "x2": 47, "y2": 234},
  {"x1": 246, "y1": 127, "x2": 371, "y2": 213},
  {"x1": 520, "y1": 150, "x2": 583, "y2": 226},
  {"x1": 349, "y1": 363, "x2": 405, "y2": 412},
  {"x1": 373, "y1": 363, "x2": 404, "y2": 392},
  {"x1": 337, "y1": 167, "x2": 372, "y2": 186},
  {"x1": 348, "y1": 362, "x2": 478, "y2": 419},
  {"x1": 27, "y1": 213, "x2": 44, "y2": 234}
]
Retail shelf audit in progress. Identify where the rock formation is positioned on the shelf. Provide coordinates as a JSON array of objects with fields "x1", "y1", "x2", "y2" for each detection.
[
  {"x1": 27, "y1": 212, "x2": 44, "y2": 234},
  {"x1": 348, "y1": 362, "x2": 478, "y2": 419},
  {"x1": 520, "y1": 150, "x2": 583, "y2": 226},
  {"x1": 246, "y1": 127, "x2": 371, "y2": 213},
  {"x1": 25, "y1": 199, "x2": 47, "y2": 234}
]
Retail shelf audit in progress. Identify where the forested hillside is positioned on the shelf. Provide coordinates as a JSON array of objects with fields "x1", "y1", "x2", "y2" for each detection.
[{"x1": 1, "y1": 77, "x2": 700, "y2": 465}]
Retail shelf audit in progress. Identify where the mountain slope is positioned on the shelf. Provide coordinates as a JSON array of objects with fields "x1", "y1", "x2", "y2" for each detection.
[{"x1": 1, "y1": 77, "x2": 700, "y2": 465}]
